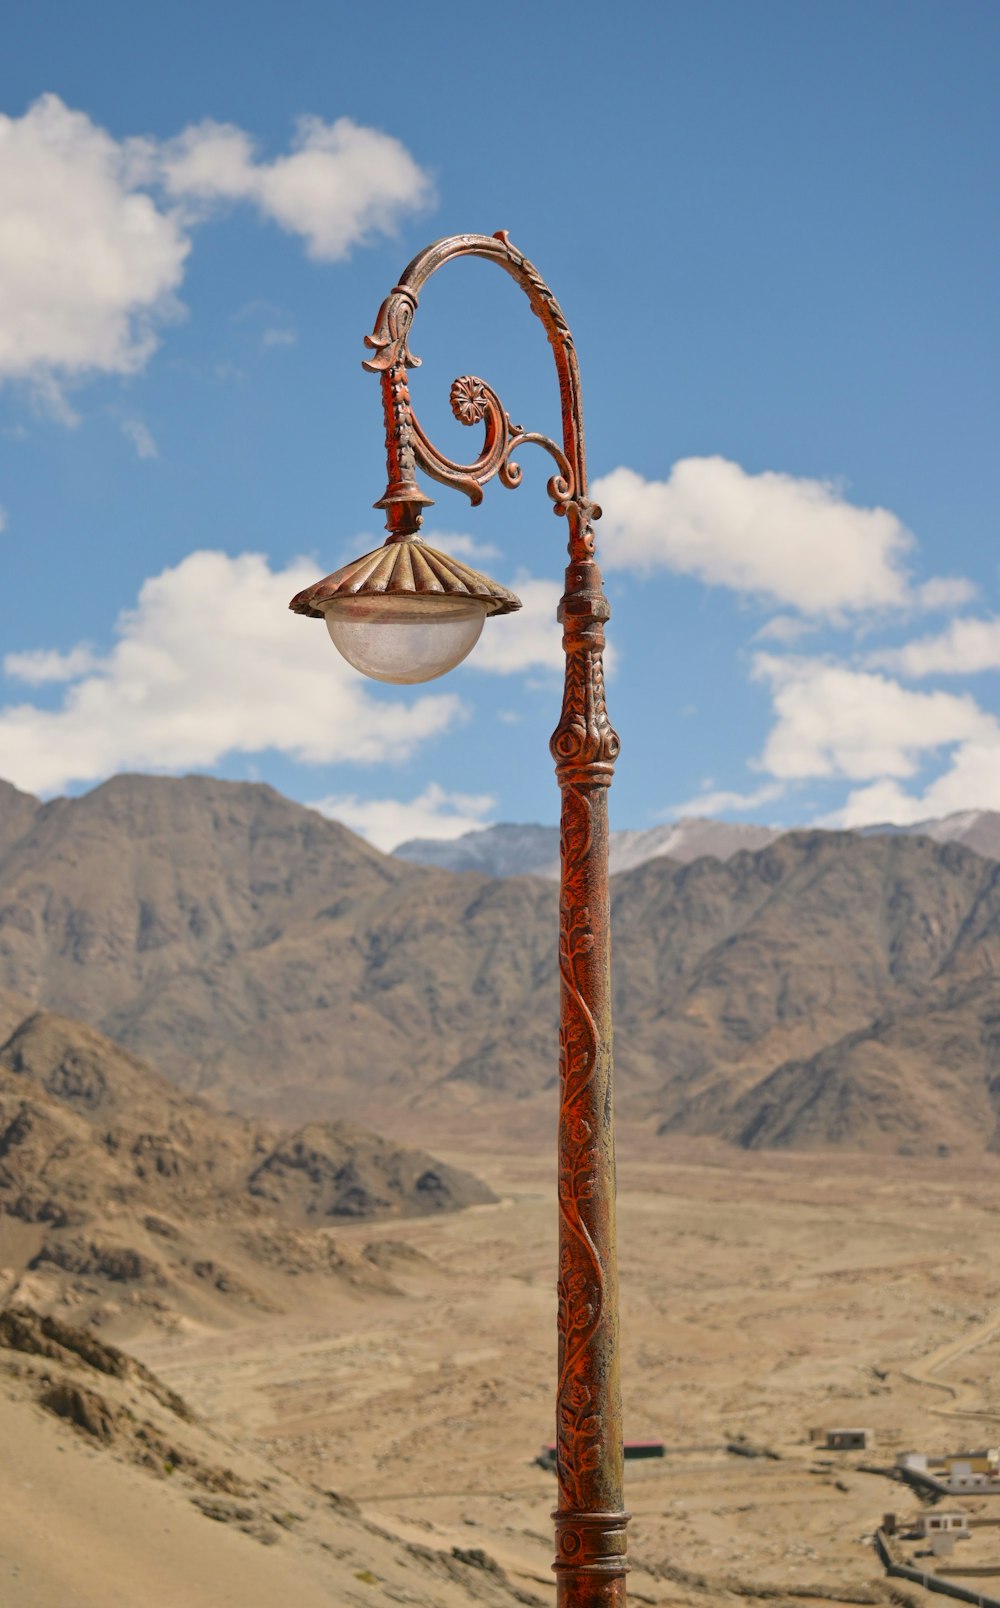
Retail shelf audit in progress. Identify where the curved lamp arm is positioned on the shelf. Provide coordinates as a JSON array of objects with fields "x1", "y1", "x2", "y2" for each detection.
[
  {"x1": 362, "y1": 229, "x2": 618, "y2": 783},
  {"x1": 361, "y1": 229, "x2": 600, "y2": 566}
]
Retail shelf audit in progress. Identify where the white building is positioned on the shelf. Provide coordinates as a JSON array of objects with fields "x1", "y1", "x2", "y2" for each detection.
[{"x1": 916, "y1": 1511, "x2": 970, "y2": 1539}]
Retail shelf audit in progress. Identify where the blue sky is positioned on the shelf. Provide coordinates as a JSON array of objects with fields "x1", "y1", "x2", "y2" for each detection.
[{"x1": 1, "y1": 1, "x2": 998, "y2": 847}]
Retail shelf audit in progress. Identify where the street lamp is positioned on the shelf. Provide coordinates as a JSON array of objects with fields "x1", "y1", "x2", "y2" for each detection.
[{"x1": 290, "y1": 230, "x2": 629, "y2": 1606}]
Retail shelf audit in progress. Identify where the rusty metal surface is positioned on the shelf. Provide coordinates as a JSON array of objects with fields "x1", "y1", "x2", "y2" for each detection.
[
  {"x1": 287, "y1": 537, "x2": 521, "y2": 619},
  {"x1": 360, "y1": 230, "x2": 593, "y2": 549},
  {"x1": 551, "y1": 550, "x2": 626, "y2": 1607},
  {"x1": 291, "y1": 231, "x2": 628, "y2": 1602}
]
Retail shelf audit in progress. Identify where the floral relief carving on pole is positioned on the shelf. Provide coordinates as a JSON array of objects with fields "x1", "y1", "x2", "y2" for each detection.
[{"x1": 556, "y1": 781, "x2": 604, "y2": 1512}]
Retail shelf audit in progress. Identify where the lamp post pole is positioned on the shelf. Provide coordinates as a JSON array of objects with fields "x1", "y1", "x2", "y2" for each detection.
[{"x1": 291, "y1": 231, "x2": 628, "y2": 1604}]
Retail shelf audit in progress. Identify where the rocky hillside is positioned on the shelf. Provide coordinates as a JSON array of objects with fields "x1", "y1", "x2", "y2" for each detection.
[
  {"x1": 619, "y1": 832, "x2": 1000, "y2": 1152},
  {"x1": 0, "y1": 773, "x2": 559, "y2": 1120},
  {"x1": 702, "y1": 973, "x2": 1000, "y2": 1154},
  {"x1": 0, "y1": 1306, "x2": 540, "y2": 1608},
  {"x1": 4, "y1": 774, "x2": 1000, "y2": 1151},
  {"x1": 0, "y1": 1001, "x2": 493, "y2": 1331}
]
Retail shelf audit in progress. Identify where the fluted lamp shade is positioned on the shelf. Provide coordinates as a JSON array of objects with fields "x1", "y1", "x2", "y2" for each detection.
[{"x1": 289, "y1": 537, "x2": 522, "y2": 685}]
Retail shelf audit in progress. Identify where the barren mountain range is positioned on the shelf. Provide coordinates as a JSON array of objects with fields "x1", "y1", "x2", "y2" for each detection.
[
  {"x1": 0, "y1": 992, "x2": 492, "y2": 1332},
  {"x1": 2, "y1": 773, "x2": 1000, "y2": 1153},
  {"x1": 394, "y1": 808, "x2": 1000, "y2": 877},
  {"x1": 395, "y1": 817, "x2": 782, "y2": 878}
]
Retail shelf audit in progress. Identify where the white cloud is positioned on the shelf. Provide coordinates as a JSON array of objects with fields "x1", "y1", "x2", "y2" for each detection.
[
  {"x1": 260, "y1": 327, "x2": 297, "y2": 349},
  {"x1": 874, "y1": 616, "x2": 1000, "y2": 679},
  {"x1": 833, "y1": 734, "x2": 1000, "y2": 826},
  {"x1": 586, "y1": 458, "x2": 988, "y2": 829},
  {"x1": 917, "y1": 576, "x2": 978, "y2": 611},
  {"x1": 664, "y1": 780, "x2": 786, "y2": 818},
  {"x1": 469, "y1": 575, "x2": 564, "y2": 675},
  {"x1": 155, "y1": 114, "x2": 433, "y2": 262},
  {"x1": 310, "y1": 781, "x2": 495, "y2": 852},
  {"x1": 423, "y1": 531, "x2": 500, "y2": 563},
  {"x1": 30, "y1": 374, "x2": 81, "y2": 427},
  {"x1": 691, "y1": 651, "x2": 1000, "y2": 830},
  {"x1": 593, "y1": 458, "x2": 968, "y2": 619},
  {"x1": 0, "y1": 95, "x2": 431, "y2": 397},
  {"x1": 0, "y1": 550, "x2": 463, "y2": 794},
  {"x1": 0, "y1": 96, "x2": 188, "y2": 386},
  {"x1": 753, "y1": 614, "x2": 819, "y2": 645},
  {"x1": 4, "y1": 644, "x2": 105, "y2": 685},
  {"x1": 830, "y1": 780, "x2": 932, "y2": 827},
  {"x1": 121, "y1": 417, "x2": 158, "y2": 458},
  {"x1": 753, "y1": 653, "x2": 995, "y2": 781}
]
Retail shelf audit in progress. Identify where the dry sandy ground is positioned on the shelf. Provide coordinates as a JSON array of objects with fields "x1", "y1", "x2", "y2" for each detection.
[
  {"x1": 126, "y1": 1126, "x2": 1000, "y2": 1608},
  {"x1": 0, "y1": 1386, "x2": 341, "y2": 1608},
  {"x1": 0, "y1": 1312, "x2": 543, "y2": 1608}
]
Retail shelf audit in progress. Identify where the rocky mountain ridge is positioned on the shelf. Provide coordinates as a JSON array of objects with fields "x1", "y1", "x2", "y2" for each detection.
[
  {"x1": 3, "y1": 773, "x2": 1000, "y2": 1153},
  {"x1": 0, "y1": 997, "x2": 493, "y2": 1331},
  {"x1": 394, "y1": 816, "x2": 781, "y2": 877},
  {"x1": 394, "y1": 808, "x2": 1000, "y2": 877}
]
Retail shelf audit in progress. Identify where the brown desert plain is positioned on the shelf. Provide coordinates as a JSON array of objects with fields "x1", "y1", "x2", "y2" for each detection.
[
  {"x1": 6, "y1": 1123, "x2": 1000, "y2": 1607},
  {"x1": 4, "y1": 776, "x2": 1000, "y2": 1606},
  {"x1": 137, "y1": 1127, "x2": 1000, "y2": 1608}
]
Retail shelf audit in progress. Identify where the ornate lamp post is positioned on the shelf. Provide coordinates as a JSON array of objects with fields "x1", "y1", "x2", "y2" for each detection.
[{"x1": 290, "y1": 230, "x2": 628, "y2": 1605}]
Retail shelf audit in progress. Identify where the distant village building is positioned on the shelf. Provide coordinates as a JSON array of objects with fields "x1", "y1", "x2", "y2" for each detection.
[
  {"x1": 819, "y1": 1427, "x2": 873, "y2": 1451},
  {"x1": 953, "y1": 1452, "x2": 997, "y2": 1474},
  {"x1": 927, "y1": 1450, "x2": 1000, "y2": 1492},
  {"x1": 917, "y1": 1512, "x2": 970, "y2": 1540},
  {"x1": 898, "y1": 1448, "x2": 1000, "y2": 1494},
  {"x1": 940, "y1": 1450, "x2": 1000, "y2": 1492}
]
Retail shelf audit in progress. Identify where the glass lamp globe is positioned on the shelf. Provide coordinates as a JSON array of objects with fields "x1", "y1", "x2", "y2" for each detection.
[{"x1": 323, "y1": 593, "x2": 489, "y2": 684}]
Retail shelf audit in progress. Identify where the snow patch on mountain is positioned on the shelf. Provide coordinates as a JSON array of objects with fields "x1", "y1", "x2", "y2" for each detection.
[{"x1": 394, "y1": 811, "x2": 1000, "y2": 878}]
